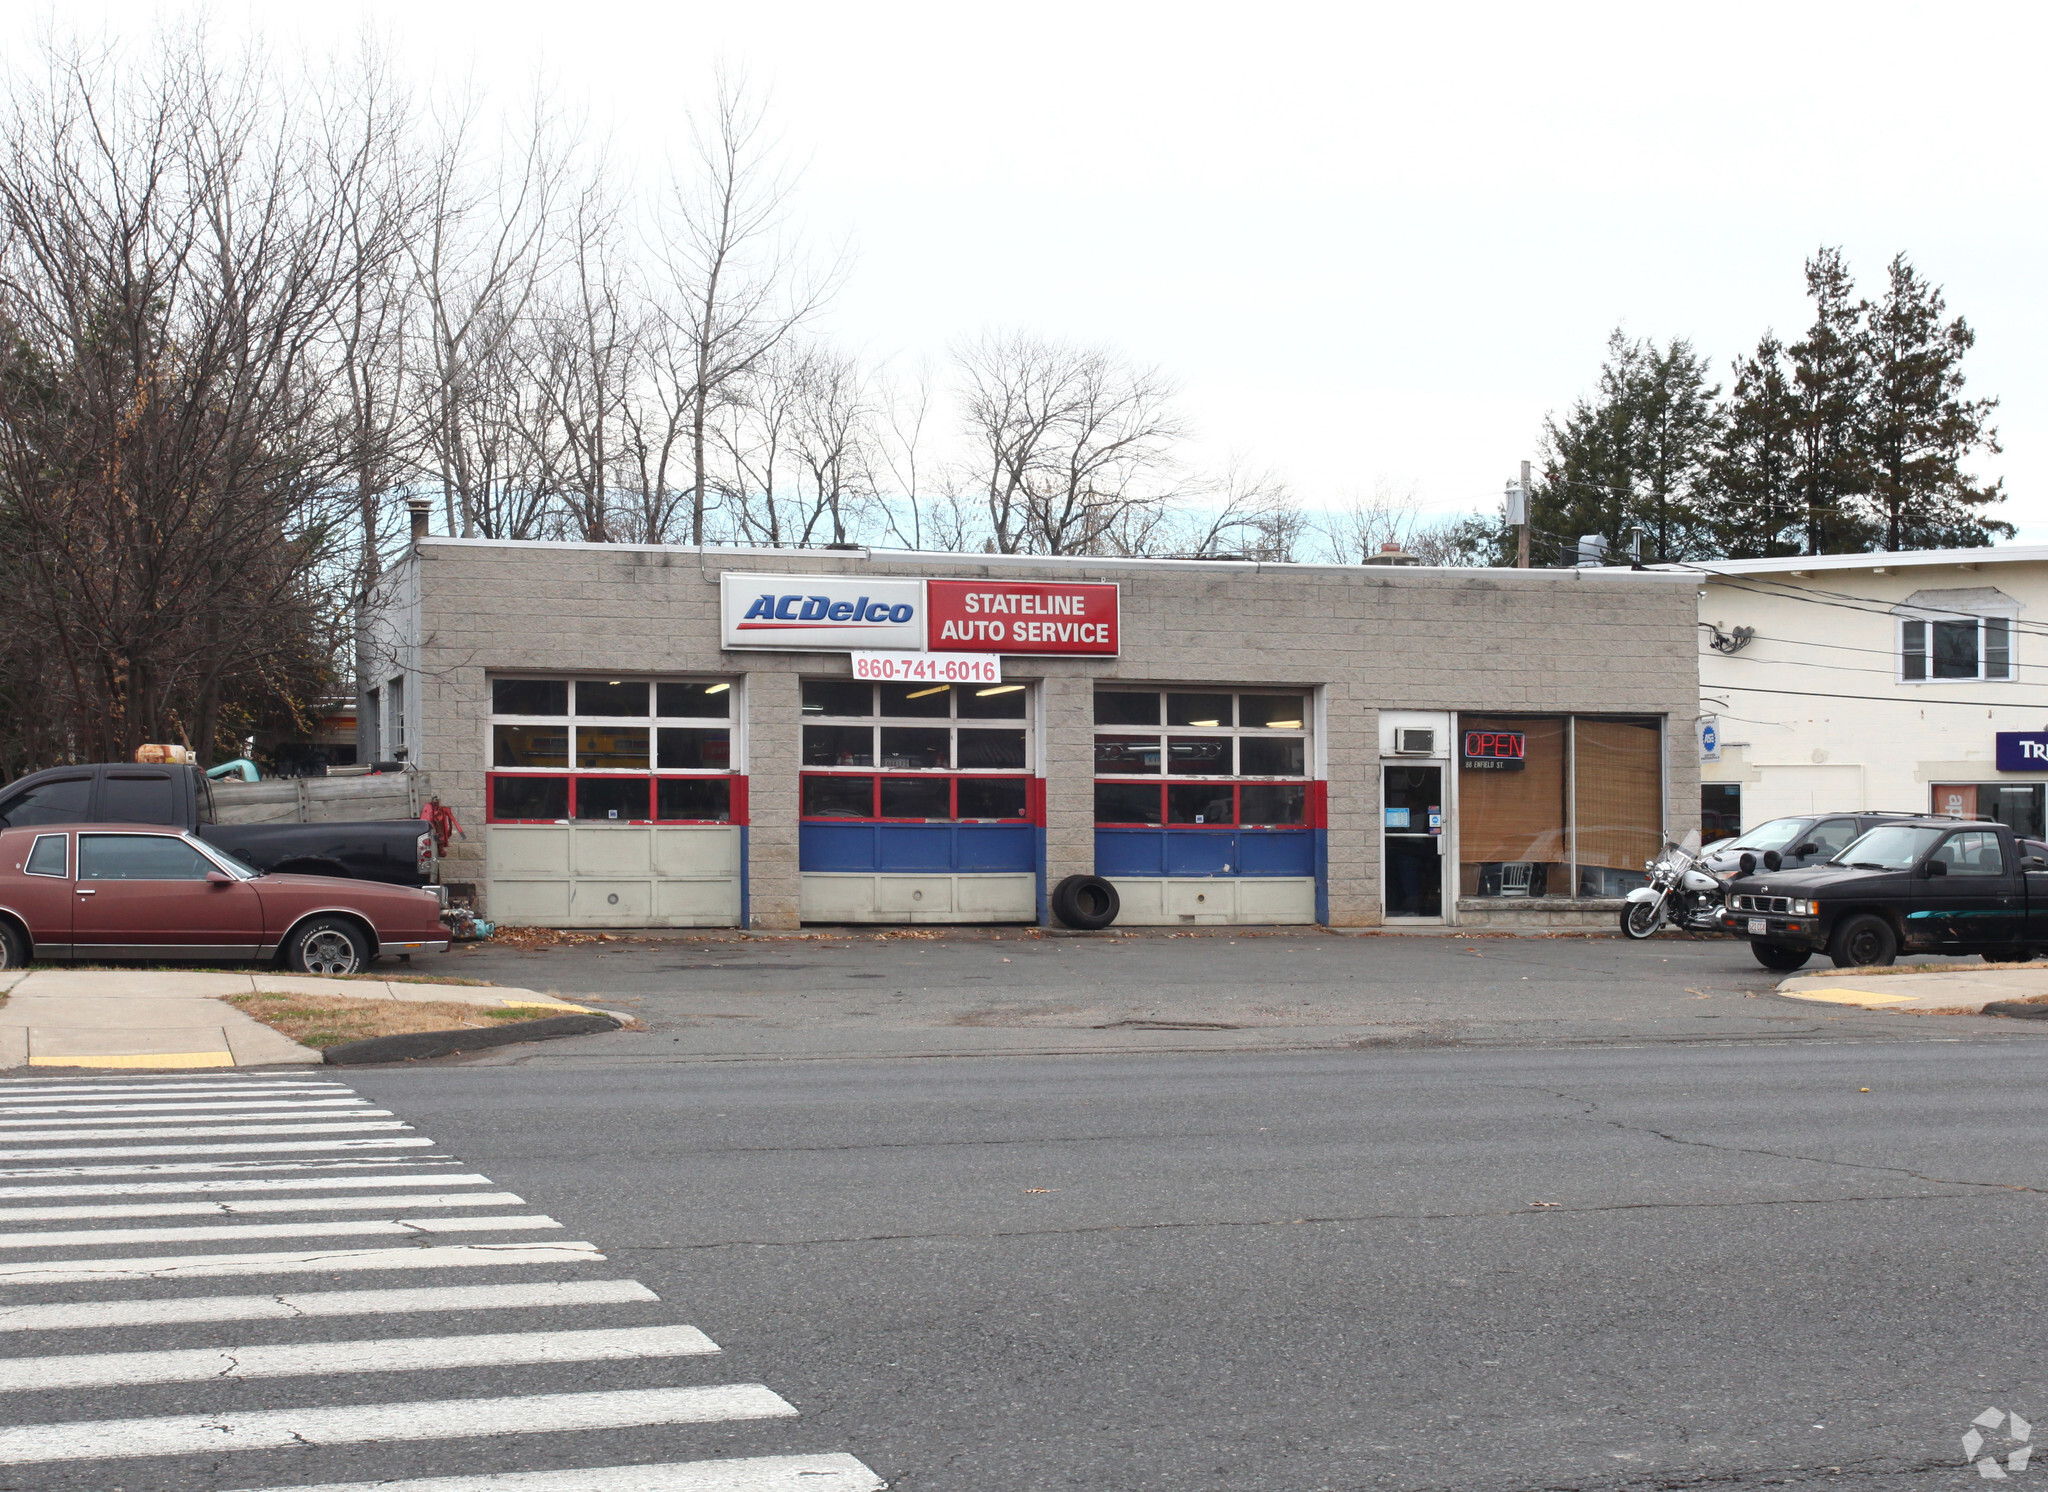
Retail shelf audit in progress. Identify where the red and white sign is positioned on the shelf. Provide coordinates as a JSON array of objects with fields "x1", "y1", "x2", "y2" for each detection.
[
  {"x1": 852, "y1": 652, "x2": 1001, "y2": 683},
  {"x1": 925, "y1": 580, "x2": 1119, "y2": 655}
]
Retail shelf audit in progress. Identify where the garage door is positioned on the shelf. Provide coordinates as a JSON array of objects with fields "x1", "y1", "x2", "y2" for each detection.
[{"x1": 484, "y1": 824, "x2": 742, "y2": 927}]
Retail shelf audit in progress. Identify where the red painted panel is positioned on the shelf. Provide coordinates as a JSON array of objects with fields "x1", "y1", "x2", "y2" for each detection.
[{"x1": 926, "y1": 580, "x2": 1118, "y2": 655}]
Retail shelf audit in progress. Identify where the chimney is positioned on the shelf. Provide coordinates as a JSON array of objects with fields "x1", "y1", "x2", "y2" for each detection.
[
  {"x1": 406, "y1": 496, "x2": 433, "y2": 544},
  {"x1": 1362, "y1": 541, "x2": 1422, "y2": 567}
]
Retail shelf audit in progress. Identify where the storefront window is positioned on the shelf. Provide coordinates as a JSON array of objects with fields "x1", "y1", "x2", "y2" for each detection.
[
  {"x1": 1094, "y1": 688, "x2": 1311, "y2": 828},
  {"x1": 1701, "y1": 784, "x2": 1741, "y2": 841},
  {"x1": 1573, "y1": 718, "x2": 1662, "y2": 896},
  {"x1": 799, "y1": 679, "x2": 1034, "y2": 824},
  {"x1": 1931, "y1": 783, "x2": 2045, "y2": 838},
  {"x1": 1458, "y1": 716, "x2": 1568, "y2": 898},
  {"x1": 487, "y1": 674, "x2": 735, "y2": 823}
]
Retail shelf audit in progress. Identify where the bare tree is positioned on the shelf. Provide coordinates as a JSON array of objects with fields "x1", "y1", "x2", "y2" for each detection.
[
  {"x1": 1151, "y1": 462, "x2": 1303, "y2": 560},
  {"x1": 652, "y1": 69, "x2": 836, "y2": 545},
  {"x1": 954, "y1": 332, "x2": 1186, "y2": 555},
  {"x1": 789, "y1": 344, "x2": 873, "y2": 546},
  {"x1": 1323, "y1": 480, "x2": 1484, "y2": 566}
]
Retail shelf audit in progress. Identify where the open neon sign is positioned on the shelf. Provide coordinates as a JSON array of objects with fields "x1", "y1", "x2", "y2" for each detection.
[{"x1": 1462, "y1": 730, "x2": 1526, "y2": 770}]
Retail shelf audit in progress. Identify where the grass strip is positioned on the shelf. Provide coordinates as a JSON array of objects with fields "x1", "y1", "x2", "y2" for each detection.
[{"x1": 226, "y1": 992, "x2": 566, "y2": 1050}]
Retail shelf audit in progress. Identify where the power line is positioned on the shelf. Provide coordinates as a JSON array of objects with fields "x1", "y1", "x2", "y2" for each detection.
[{"x1": 1707, "y1": 681, "x2": 2048, "y2": 710}]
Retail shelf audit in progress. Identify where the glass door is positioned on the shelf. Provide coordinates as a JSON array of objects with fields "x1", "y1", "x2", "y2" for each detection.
[{"x1": 1383, "y1": 764, "x2": 1444, "y2": 918}]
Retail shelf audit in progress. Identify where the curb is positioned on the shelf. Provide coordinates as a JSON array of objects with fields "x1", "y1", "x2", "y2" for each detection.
[
  {"x1": 322, "y1": 1013, "x2": 623, "y2": 1066},
  {"x1": 1983, "y1": 1001, "x2": 2048, "y2": 1021}
]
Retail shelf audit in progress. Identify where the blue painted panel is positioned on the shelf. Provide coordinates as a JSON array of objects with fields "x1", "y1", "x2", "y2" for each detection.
[
  {"x1": 1093, "y1": 828, "x2": 1315, "y2": 878},
  {"x1": 1163, "y1": 832, "x2": 1237, "y2": 876},
  {"x1": 1094, "y1": 829, "x2": 1165, "y2": 877},
  {"x1": 801, "y1": 822, "x2": 1039, "y2": 874},
  {"x1": 1239, "y1": 830, "x2": 1316, "y2": 877}
]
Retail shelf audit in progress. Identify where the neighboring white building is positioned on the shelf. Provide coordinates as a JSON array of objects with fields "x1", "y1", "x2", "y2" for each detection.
[{"x1": 1684, "y1": 546, "x2": 2048, "y2": 840}]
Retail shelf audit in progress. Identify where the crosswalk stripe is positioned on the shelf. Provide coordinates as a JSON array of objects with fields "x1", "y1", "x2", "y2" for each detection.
[
  {"x1": 219, "y1": 1452, "x2": 887, "y2": 1492},
  {"x1": 0, "y1": 1098, "x2": 374, "y2": 1116},
  {"x1": 0, "y1": 1109, "x2": 391, "y2": 1130},
  {"x1": 0, "y1": 1212, "x2": 560, "y2": 1250},
  {"x1": 0, "y1": 1383, "x2": 795, "y2": 1463},
  {"x1": 0, "y1": 1190, "x2": 527, "y2": 1221},
  {"x1": 0, "y1": 1119, "x2": 409, "y2": 1142},
  {"x1": 0, "y1": 1240, "x2": 606, "y2": 1285},
  {"x1": 0, "y1": 1153, "x2": 452, "y2": 1181},
  {"x1": 0, "y1": 1323, "x2": 720, "y2": 1392},
  {"x1": 0, "y1": 1136, "x2": 436, "y2": 1161},
  {"x1": 0, "y1": 1170, "x2": 490, "y2": 1199},
  {"x1": 0, "y1": 1278, "x2": 660, "y2": 1333}
]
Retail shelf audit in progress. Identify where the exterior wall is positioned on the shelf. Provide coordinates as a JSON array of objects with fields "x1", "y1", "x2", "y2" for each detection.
[
  {"x1": 376, "y1": 541, "x2": 1701, "y2": 929},
  {"x1": 1698, "y1": 554, "x2": 2048, "y2": 824}
]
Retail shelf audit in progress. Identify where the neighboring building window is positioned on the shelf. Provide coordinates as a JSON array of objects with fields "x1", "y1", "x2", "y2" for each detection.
[
  {"x1": 1932, "y1": 782, "x2": 2045, "y2": 838},
  {"x1": 1898, "y1": 592, "x2": 2016, "y2": 682},
  {"x1": 1092, "y1": 688, "x2": 1311, "y2": 827},
  {"x1": 799, "y1": 679, "x2": 1031, "y2": 823},
  {"x1": 387, "y1": 677, "x2": 407, "y2": 758},
  {"x1": 1701, "y1": 784, "x2": 1741, "y2": 841},
  {"x1": 487, "y1": 676, "x2": 736, "y2": 823}
]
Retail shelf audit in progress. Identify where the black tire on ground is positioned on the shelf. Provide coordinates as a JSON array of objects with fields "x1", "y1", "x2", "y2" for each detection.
[
  {"x1": 1829, "y1": 913, "x2": 1898, "y2": 969},
  {"x1": 0, "y1": 918, "x2": 28, "y2": 970},
  {"x1": 1051, "y1": 874, "x2": 1119, "y2": 931},
  {"x1": 1985, "y1": 947, "x2": 2037, "y2": 964},
  {"x1": 284, "y1": 916, "x2": 371, "y2": 976},
  {"x1": 1750, "y1": 942, "x2": 1812, "y2": 971},
  {"x1": 1620, "y1": 901, "x2": 1664, "y2": 939}
]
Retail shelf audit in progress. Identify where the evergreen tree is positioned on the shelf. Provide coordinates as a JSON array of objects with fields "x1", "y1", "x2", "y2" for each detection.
[
  {"x1": 1787, "y1": 247, "x2": 1876, "y2": 554},
  {"x1": 1706, "y1": 333, "x2": 1805, "y2": 558},
  {"x1": 1860, "y1": 252, "x2": 2010, "y2": 550}
]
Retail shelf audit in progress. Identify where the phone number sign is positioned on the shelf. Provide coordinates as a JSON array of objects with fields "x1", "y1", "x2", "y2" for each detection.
[{"x1": 852, "y1": 651, "x2": 1001, "y2": 684}]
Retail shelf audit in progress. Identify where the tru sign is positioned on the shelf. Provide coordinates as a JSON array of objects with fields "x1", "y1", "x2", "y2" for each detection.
[{"x1": 1995, "y1": 732, "x2": 2048, "y2": 772}]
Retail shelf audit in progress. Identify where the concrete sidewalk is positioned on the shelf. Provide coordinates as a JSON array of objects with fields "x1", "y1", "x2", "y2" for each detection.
[
  {"x1": 0, "y1": 970, "x2": 591, "y2": 1070},
  {"x1": 1777, "y1": 962, "x2": 2048, "y2": 1012}
]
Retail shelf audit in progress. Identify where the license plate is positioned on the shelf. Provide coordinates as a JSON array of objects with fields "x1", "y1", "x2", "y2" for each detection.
[{"x1": 1747, "y1": 918, "x2": 1767, "y2": 936}]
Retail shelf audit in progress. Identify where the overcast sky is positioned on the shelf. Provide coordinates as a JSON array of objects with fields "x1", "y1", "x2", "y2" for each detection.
[{"x1": 24, "y1": 1, "x2": 2048, "y2": 539}]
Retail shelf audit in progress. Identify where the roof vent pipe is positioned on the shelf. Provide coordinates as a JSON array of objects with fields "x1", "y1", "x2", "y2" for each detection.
[
  {"x1": 1574, "y1": 534, "x2": 1607, "y2": 568},
  {"x1": 406, "y1": 496, "x2": 433, "y2": 544}
]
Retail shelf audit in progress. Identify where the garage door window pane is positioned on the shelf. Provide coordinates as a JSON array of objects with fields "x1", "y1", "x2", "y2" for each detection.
[
  {"x1": 1238, "y1": 737, "x2": 1305, "y2": 776},
  {"x1": 1095, "y1": 735, "x2": 1160, "y2": 772},
  {"x1": 1094, "y1": 691, "x2": 1160, "y2": 726},
  {"x1": 495, "y1": 724, "x2": 569, "y2": 768},
  {"x1": 1168, "y1": 783, "x2": 1235, "y2": 825},
  {"x1": 657, "y1": 728, "x2": 731, "y2": 769},
  {"x1": 576, "y1": 727, "x2": 649, "y2": 770},
  {"x1": 803, "y1": 725, "x2": 874, "y2": 766},
  {"x1": 958, "y1": 778, "x2": 1028, "y2": 820},
  {"x1": 1167, "y1": 693, "x2": 1233, "y2": 727},
  {"x1": 1241, "y1": 783, "x2": 1307, "y2": 825},
  {"x1": 574, "y1": 681, "x2": 649, "y2": 717},
  {"x1": 957, "y1": 729, "x2": 1026, "y2": 769},
  {"x1": 1239, "y1": 695, "x2": 1306, "y2": 729},
  {"x1": 880, "y1": 682, "x2": 952, "y2": 718},
  {"x1": 575, "y1": 778, "x2": 648, "y2": 821},
  {"x1": 803, "y1": 776, "x2": 874, "y2": 818},
  {"x1": 493, "y1": 777, "x2": 567, "y2": 820},
  {"x1": 656, "y1": 778, "x2": 731, "y2": 822},
  {"x1": 959, "y1": 684, "x2": 1028, "y2": 719},
  {"x1": 658, "y1": 682, "x2": 731, "y2": 718},
  {"x1": 803, "y1": 680, "x2": 872, "y2": 716},
  {"x1": 493, "y1": 679, "x2": 567, "y2": 716},
  {"x1": 880, "y1": 728, "x2": 949, "y2": 769},
  {"x1": 1096, "y1": 782, "x2": 1162, "y2": 824},
  {"x1": 1167, "y1": 737, "x2": 1231, "y2": 775},
  {"x1": 880, "y1": 777, "x2": 951, "y2": 819}
]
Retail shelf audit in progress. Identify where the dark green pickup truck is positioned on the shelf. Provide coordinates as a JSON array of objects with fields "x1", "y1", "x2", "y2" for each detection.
[{"x1": 1727, "y1": 815, "x2": 2048, "y2": 970}]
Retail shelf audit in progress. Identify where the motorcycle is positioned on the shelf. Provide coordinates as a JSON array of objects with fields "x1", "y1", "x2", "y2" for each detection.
[{"x1": 1619, "y1": 829, "x2": 1727, "y2": 939}]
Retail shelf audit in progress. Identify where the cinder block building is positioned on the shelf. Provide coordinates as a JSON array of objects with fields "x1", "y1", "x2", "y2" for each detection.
[{"x1": 360, "y1": 540, "x2": 1701, "y2": 930}]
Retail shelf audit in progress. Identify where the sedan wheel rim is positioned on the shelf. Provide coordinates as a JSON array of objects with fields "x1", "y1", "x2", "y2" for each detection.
[{"x1": 302, "y1": 931, "x2": 359, "y2": 975}]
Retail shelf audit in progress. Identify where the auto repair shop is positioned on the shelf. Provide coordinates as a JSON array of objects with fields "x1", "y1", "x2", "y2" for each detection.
[{"x1": 359, "y1": 540, "x2": 1700, "y2": 929}]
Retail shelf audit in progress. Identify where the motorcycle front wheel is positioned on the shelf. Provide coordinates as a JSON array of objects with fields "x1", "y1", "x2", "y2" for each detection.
[{"x1": 1620, "y1": 900, "x2": 1665, "y2": 939}]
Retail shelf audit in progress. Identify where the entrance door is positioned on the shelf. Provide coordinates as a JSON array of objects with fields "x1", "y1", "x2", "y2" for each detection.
[{"x1": 1383, "y1": 765, "x2": 1444, "y2": 918}]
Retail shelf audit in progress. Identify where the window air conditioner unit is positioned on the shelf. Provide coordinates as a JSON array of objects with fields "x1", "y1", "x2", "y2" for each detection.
[{"x1": 1393, "y1": 728, "x2": 1436, "y2": 756}]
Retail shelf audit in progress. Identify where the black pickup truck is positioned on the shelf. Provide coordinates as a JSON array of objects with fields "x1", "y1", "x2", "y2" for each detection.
[
  {"x1": 0, "y1": 763, "x2": 432, "y2": 888},
  {"x1": 1729, "y1": 815, "x2": 2048, "y2": 971}
]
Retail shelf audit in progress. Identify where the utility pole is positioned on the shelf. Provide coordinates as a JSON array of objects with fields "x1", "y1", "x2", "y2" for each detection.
[{"x1": 1505, "y1": 460, "x2": 1532, "y2": 568}]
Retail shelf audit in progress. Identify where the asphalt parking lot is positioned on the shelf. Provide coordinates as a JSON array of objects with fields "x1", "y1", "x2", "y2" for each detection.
[{"x1": 440, "y1": 929, "x2": 2033, "y2": 1066}]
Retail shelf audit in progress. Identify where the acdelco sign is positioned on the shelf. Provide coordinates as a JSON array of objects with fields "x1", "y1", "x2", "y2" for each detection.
[
  {"x1": 927, "y1": 580, "x2": 1118, "y2": 655},
  {"x1": 719, "y1": 573, "x2": 1120, "y2": 656},
  {"x1": 720, "y1": 575, "x2": 924, "y2": 651}
]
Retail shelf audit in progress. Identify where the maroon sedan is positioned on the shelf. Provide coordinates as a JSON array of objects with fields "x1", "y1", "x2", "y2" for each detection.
[{"x1": 0, "y1": 825, "x2": 449, "y2": 974}]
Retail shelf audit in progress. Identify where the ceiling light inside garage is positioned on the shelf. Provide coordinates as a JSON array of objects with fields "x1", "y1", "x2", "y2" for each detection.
[
  {"x1": 905, "y1": 685, "x2": 950, "y2": 698},
  {"x1": 976, "y1": 685, "x2": 1025, "y2": 696}
]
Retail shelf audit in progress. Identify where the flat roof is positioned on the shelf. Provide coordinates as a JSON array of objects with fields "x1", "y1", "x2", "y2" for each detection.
[{"x1": 1658, "y1": 545, "x2": 2048, "y2": 579}]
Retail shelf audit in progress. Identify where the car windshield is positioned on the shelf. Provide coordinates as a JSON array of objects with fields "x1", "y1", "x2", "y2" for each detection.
[
  {"x1": 194, "y1": 839, "x2": 261, "y2": 879},
  {"x1": 1725, "y1": 818, "x2": 1808, "y2": 853},
  {"x1": 1836, "y1": 824, "x2": 1946, "y2": 871}
]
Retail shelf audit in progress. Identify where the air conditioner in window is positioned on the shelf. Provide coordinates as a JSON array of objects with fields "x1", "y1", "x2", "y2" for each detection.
[{"x1": 1393, "y1": 728, "x2": 1436, "y2": 756}]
